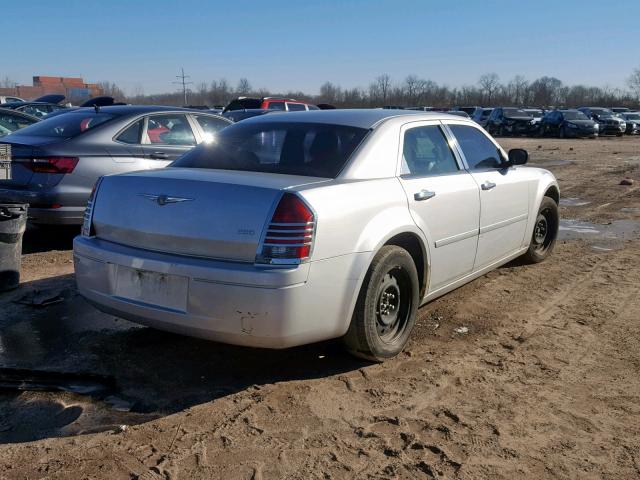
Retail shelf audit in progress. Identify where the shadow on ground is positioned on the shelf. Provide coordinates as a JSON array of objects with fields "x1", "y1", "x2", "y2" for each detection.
[
  {"x1": 22, "y1": 224, "x2": 79, "y2": 254},
  {"x1": 0, "y1": 274, "x2": 367, "y2": 444}
]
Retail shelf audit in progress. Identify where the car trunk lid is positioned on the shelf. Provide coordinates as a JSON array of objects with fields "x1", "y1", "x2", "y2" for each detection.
[{"x1": 92, "y1": 168, "x2": 328, "y2": 262}]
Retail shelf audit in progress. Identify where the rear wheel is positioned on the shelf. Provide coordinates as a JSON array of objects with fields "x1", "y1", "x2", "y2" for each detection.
[
  {"x1": 343, "y1": 245, "x2": 419, "y2": 361},
  {"x1": 522, "y1": 196, "x2": 559, "y2": 264}
]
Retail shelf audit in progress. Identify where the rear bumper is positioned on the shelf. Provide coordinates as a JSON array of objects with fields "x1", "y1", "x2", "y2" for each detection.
[
  {"x1": 73, "y1": 237, "x2": 369, "y2": 348},
  {"x1": 0, "y1": 187, "x2": 85, "y2": 225}
]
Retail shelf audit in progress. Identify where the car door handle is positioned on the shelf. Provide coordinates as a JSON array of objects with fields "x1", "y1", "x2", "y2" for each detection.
[
  {"x1": 481, "y1": 181, "x2": 497, "y2": 191},
  {"x1": 414, "y1": 190, "x2": 436, "y2": 201},
  {"x1": 150, "y1": 152, "x2": 169, "y2": 159}
]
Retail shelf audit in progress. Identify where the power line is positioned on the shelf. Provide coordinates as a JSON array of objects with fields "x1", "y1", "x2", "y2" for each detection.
[{"x1": 172, "y1": 67, "x2": 193, "y2": 105}]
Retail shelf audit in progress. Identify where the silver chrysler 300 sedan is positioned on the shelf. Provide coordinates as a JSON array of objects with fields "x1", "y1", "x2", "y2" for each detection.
[{"x1": 74, "y1": 110, "x2": 559, "y2": 361}]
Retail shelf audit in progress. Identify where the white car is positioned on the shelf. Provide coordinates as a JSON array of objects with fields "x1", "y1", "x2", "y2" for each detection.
[{"x1": 74, "y1": 110, "x2": 559, "y2": 361}]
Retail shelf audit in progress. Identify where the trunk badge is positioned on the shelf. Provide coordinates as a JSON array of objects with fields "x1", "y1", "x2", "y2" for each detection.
[{"x1": 138, "y1": 193, "x2": 194, "y2": 206}]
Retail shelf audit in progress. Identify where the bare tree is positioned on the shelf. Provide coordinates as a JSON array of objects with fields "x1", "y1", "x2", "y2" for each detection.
[
  {"x1": 236, "y1": 78, "x2": 252, "y2": 95},
  {"x1": 478, "y1": 73, "x2": 500, "y2": 104},
  {"x1": 370, "y1": 74, "x2": 392, "y2": 104},
  {"x1": 628, "y1": 67, "x2": 640, "y2": 100},
  {"x1": 98, "y1": 81, "x2": 125, "y2": 100},
  {"x1": 319, "y1": 81, "x2": 342, "y2": 104},
  {"x1": 0, "y1": 76, "x2": 15, "y2": 88}
]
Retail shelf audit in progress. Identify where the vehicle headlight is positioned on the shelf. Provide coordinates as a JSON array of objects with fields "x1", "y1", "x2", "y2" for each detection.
[{"x1": 594, "y1": 124, "x2": 599, "y2": 130}]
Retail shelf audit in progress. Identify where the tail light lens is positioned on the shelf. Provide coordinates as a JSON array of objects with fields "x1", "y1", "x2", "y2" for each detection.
[
  {"x1": 81, "y1": 177, "x2": 103, "y2": 237},
  {"x1": 256, "y1": 193, "x2": 315, "y2": 265},
  {"x1": 25, "y1": 156, "x2": 79, "y2": 174}
]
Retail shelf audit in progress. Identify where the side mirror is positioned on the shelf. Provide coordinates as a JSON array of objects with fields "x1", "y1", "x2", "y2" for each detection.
[{"x1": 508, "y1": 148, "x2": 528, "y2": 166}]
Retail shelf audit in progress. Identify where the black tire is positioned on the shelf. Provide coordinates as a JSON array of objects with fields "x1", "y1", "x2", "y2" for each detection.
[
  {"x1": 343, "y1": 245, "x2": 419, "y2": 361},
  {"x1": 522, "y1": 196, "x2": 559, "y2": 264},
  {"x1": 498, "y1": 125, "x2": 506, "y2": 137},
  {"x1": 559, "y1": 126, "x2": 565, "y2": 139}
]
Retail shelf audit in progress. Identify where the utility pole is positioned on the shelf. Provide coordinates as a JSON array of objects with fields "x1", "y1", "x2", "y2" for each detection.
[{"x1": 173, "y1": 67, "x2": 193, "y2": 105}]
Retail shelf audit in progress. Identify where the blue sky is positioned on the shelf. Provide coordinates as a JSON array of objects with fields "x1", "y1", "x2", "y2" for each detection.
[{"x1": 3, "y1": 0, "x2": 639, "y2": 95}]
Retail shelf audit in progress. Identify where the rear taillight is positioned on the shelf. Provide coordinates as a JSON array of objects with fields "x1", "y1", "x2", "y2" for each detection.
[
  {"x1": 81, "y1": 177, "x2": 103, "y2": 237},
  {"x1": 25, "y1": 156, "x2": 79, "y2": 174},
  {"x1": 256, "y1": 193, "x2": 315, "y2": 265}
]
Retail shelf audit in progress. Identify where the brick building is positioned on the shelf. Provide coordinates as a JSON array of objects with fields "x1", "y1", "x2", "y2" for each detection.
[{"x1": 0, "y1": 76, "x2": 103, "y2": 101}]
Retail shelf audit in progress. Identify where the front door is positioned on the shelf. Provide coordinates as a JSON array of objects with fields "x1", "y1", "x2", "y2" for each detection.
[
  {"x1": 397, "y1": 122, "x2": 480, "y2": 293},
  {"x1": 446, "y1": 123, "x2": 530, "y2": 270}
]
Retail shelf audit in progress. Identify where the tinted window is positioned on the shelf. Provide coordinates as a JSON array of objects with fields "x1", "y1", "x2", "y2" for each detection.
[
  {"x1": 449, "y1": 125, "x2": 502, "y2": 170},
  {"x1": 307, "y1": 104, "x2": 320, "y2": 110},
  {"x1": 287, "y1": 103, "x2": 306, "y2": 111},
  {"x1": 562, "y1": 111, "x2": 588, "y2": 120},
  {"x1": 172, "y1": 122, "x2": 368, "y2": 178},
  {"x1": 401, "y1": 126, "x2": 458, "y2": 176},
  {"x1": 8, "y1": 112, "x2": 115, "y2": 138},
  {"x1": 116, "y1": 119, "x2": 143, "y2": 144},
  {"x1": 145, "y1": 114, "x2": 195, "y2": 146},
  {"x1": 503, "y1": 108, "x2": 531, "y2": 118},
  {"x1": 194, "y1": 115, "x2": 229, "y2": 137},
  {"x1": 267, "y1": 102, "x2": 286, "y2": 110}
]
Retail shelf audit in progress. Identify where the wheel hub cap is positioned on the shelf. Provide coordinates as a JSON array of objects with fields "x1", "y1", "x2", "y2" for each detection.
[{"x1": 534, "y1": 218, "x2": 547, "y2": 244}]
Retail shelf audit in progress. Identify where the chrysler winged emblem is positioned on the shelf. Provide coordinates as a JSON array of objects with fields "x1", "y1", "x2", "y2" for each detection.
[{"x1": 138, "y1": 193, "x2": 194, "y2": 206}]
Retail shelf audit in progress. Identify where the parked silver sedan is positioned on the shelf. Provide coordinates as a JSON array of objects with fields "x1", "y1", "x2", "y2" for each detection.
[{"x1": 74, "y1": 110, "x2": 560, "y2": 360}]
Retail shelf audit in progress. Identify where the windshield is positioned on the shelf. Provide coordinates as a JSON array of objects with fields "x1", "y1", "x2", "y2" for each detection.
[
  {"x1": 591, "y1": 109, "x2": 613, "y2": 117},
  {"x1": 503, "y1": 108, "x2": 532, "y2": 118},
  {"x1": 563, "y1": 111, "x2": 589, "y2": 120},
  {"x1": 172, "y1": 121, "x2": 369, "y2": 178},
  {"x1": 525, "y1": 109, "x2": 543, "y2": 117},
  {"x1": 7, "y1": 112, "x2": 115, "y2": 138}
]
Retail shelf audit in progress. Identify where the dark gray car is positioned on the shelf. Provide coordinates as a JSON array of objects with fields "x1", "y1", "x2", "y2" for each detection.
[{"x1": 0, "y1": 105, "x2": 232, "y2": 225}]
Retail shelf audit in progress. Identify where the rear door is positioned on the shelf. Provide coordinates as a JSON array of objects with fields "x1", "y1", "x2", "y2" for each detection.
[
  {"x1": 446, "y1": 122, "x2": 529, "y2": 270},
  {"x1": 396, "y1": 121, "x2": 480, "y2": 292},
  {"x1": 140, "y1": 113, "x2": 197, "y2": 164}
]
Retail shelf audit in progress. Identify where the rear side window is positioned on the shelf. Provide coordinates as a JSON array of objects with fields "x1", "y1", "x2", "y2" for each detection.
[
  {"x1": 449, "y1": 125, "x2": 502, "y2": 170},
  {"x1": 116, "y1": 119, "x2": 143, "y2": 144},
  {"x1": 145, "y1": 114, "x2": 195, "y2": 146},
  {"x1": 7, "y1": 112, "x2": 115, "y2": 138},
  {"x1": 0, "y1": 112, "x2": 37, "y2": 134},
  {"x1": 267, "y1": 101, "x2": 286, "y2": 110},
  {"x1": 401, "y1": 126, "x2": 458, "y2": 176},
  {"x1": 172, "y1": 122, "x2": 369, "y2": 178},
  {"x1": 287, "y1": 103, "x2": 306, "y2": 111},
  {"x1": 194, "y1": 115, "x2": 229, "y2": 136}
]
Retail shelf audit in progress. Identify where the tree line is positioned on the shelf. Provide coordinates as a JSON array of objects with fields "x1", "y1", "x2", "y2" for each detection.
[{"x1": 102, "y1": 67, "x2": 640, "y2": 109}]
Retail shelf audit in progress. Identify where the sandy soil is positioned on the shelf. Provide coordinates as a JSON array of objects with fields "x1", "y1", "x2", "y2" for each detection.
[{"x1": 0, "y1": 136, "x2": 639, "y2": 479}]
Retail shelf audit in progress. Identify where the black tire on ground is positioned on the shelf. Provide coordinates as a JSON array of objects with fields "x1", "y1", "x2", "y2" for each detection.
[
  {"x1": 559, "y1": 126, "x2": 565, "y2": 138},
  {"x1": 343, "y1": 245, "x2": 419, "y2": 362},
  {"x1": 521, "y1": 196, "x2": 559, "y2": 264}
]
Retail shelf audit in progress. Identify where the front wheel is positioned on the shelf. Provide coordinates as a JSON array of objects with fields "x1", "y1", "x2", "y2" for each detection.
[
  {"x1": 343, "y1": 245, "x2": 419, "y2": 361},
  {"x1": 522, "y1": 196, "x2": 559, "y2": 264}
]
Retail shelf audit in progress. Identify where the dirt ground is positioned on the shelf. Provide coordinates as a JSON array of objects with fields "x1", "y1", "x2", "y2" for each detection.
[{"x1": 0, "y1": 136, "x2": 639, "y2": 480}]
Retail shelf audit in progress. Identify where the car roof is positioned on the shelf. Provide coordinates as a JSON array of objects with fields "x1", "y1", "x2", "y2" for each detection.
[
  {"x1": 238, "y1": 109, "x2": 461, "y2": 129},
  {"x1": 56, "y1": 105, "x2": 228, "y2": 116}
]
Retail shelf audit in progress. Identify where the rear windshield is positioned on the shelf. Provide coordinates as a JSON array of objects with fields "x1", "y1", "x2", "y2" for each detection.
[
  {"x1": 503, "y1": 108, "x2": 532, "y2": 118},
  {"x1": 172, "y1": 121, "x2": 369, "y2": 178},
  {"x1": 563, "y1": 111, "x2": 588, "y2": 120},
  {"x1": 225, "y1": 98, "x2": 262, "y2": 111},
  {"x1": 10, "y1": 112, "x2": 115, "y2": 138}
]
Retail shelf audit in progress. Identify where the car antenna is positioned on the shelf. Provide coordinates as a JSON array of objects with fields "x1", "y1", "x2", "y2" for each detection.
[{"x1": 94, "y1": 104, "x2": 100, "y2": 113}]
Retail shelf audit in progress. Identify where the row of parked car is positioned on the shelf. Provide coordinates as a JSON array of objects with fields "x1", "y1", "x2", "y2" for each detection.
[
  {"x1": 0, "y1": 92, "x2": 637, "y2": 230},
  {"x1": 457, "y1": 105, "x2": 639, "y2": 138}
]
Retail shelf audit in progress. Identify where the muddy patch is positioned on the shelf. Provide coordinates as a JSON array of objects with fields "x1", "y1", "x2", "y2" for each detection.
[
  {"x1": 559, "y1": 218, "x2": 640, "y2": 250},
  {"x1": 560, "y1": 197, "x2": 591, "y2": 207}
]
